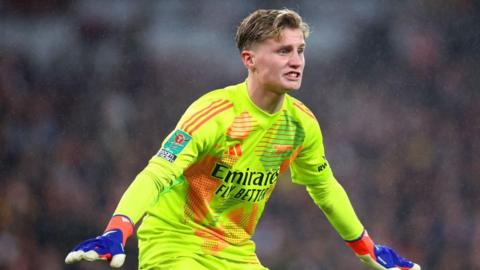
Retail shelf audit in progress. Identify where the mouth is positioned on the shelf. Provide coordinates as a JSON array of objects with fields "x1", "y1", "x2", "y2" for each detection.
[{"x1": 284, "y1": 71, "x2": 301, "y2": 80}]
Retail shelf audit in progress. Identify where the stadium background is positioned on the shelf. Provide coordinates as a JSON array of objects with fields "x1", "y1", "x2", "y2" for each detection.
[{"x1": 1, "y1": 0, "x2": 479, "y2": 269}]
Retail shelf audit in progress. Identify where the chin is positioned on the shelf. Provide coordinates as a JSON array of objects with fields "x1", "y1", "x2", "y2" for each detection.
[
  {"x1": 284, "y1": 82, "x2": 302, "y2": 91},
  {"x1": 267, "y1": 81, "x2": 302, "y2": 94}
]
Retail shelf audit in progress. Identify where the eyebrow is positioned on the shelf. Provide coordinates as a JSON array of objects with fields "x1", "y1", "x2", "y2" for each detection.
[{"x1": 277, "y1": 44, "x2": 306, "y2": 50}]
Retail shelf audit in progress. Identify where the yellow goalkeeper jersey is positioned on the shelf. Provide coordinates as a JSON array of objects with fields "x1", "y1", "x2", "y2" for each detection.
[{"x1": 114, "y1": 81, "x2": 363, "y2": 267}]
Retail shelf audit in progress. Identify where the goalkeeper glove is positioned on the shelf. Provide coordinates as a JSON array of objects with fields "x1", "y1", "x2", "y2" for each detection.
[
  {"x1": 65, "y1": 215, "x2": 134, "y2": 268},
  {"x1": 346, "y1": 230, "x2": 421, "y2": 270}
]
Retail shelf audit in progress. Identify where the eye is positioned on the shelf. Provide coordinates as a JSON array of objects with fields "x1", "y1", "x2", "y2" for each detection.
[
  {"x1": 298, "y1": 47, "x2": 305, "y2": 54},
  {"x1": 278, "y1": 47, "x2": 291, "y2": 55}
]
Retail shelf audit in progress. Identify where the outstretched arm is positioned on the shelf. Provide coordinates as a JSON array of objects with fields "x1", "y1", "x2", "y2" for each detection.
[
  {"x1": 65, "y1": 157, "x2": 180, "y2": 268},
  {"x1": 307, "y1": 179, "x2": 421, "y2": 270},
  {"x1": 290, "y1": 105, "x2": 421, "y2": 269},
  {"x1": 65, "y1": 94, "x2": 225, "y2": 268}
]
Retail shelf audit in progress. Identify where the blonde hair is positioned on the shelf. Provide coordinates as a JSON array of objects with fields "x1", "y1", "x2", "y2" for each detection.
[{"x1": 235, "y1": 9, "x2": 310, "y2": 51}]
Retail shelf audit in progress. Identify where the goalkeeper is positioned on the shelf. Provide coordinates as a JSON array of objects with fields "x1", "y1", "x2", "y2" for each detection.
[{"x1": 65, "y1": 8, "x2": 421, "y2": 270}]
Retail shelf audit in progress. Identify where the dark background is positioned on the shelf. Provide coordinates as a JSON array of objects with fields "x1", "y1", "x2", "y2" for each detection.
[{"x1": 1, "y1": 0, "x2": 479, "y2": 269}]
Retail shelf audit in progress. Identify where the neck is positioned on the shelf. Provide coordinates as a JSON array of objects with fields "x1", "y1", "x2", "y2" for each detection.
[{"x1": 246, "y1": 77, "x2": 285, "y2": 114}]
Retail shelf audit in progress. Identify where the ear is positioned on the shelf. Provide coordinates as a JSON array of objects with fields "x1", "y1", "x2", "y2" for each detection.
[{"x1": 240, "y1": 50, "x2": 255, "y2": 70}]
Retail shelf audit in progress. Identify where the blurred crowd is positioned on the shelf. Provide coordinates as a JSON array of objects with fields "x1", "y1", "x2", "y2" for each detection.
[{"x1": 1, "y1": 0, "x2": 479, "y2": 269}]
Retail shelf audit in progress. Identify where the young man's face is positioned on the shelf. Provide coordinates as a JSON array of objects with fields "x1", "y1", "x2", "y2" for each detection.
[{"x1": 249, "y1": 28, "x2": 305, "y2": 93}]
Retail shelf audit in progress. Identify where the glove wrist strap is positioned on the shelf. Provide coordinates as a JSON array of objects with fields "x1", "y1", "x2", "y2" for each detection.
[
  {"x1": 105, "y1": 215, "x2": 134, "y2": 245},
  {"x1": 345, "y1": 230, "x2": 375, "y2": 258}
]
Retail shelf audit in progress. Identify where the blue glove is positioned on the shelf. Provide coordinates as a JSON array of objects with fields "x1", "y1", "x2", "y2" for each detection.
[
  {"x1": 346, "y1": 231, "x2": 421, "y2": 270},
  {"x1": 65, "y1": 215, "x2": 134, "y2": 268},
  {"x1": 65, "y1": 229, "x2": 126, "y2": 268}
]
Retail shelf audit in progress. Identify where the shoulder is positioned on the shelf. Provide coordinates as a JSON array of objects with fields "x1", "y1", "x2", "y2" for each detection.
[
  {"x1": 178, "y1": 83, "x2": 239, "y2": 135},
  {"x1": 188, "y1": 83, "x2": 241, "y2": 110},
  {"x1": 285, "y1": 94, "x2": 318, "y2": 122},
  {"x1": 283, "y1": 95, "x2": 324, "y2": 141}
]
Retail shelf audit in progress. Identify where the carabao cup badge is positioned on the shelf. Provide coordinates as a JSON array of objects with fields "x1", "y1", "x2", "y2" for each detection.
[{"x1": 157, "y1": 129, "x2": 192, "y2": 162}]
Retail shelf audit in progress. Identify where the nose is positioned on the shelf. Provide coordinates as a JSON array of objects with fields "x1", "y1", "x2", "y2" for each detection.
[{"x1": 288, "y1": 52, "x2": 303, "y2": 68}]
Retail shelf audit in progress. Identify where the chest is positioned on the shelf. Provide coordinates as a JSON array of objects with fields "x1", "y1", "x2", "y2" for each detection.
[{"x1": 217, "y1": 112, "x2": 305, "y2": 172}]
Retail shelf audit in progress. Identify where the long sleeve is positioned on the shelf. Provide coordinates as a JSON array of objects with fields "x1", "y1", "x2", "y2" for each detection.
[
  {"x1": 113, "y1": 157, "x2": 185, "y2": 224},
  {"x1": 112, "y1": 92, "x2": 231, "y2": 225},
  {"x1": 306, "y1": 178, "x2": 364, "y2": 240},
  {"x1": 289, "y1": 102, "x2": 363, "y2": 240}
]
